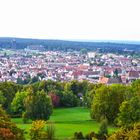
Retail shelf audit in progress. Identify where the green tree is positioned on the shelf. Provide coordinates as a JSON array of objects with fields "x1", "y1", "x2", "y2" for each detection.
[
  {"x1": 131, "y1": 79, "x2": 140, "y2": 94},
  {"x1": 80, "y1": 48, "x2": 87, "y2": 54},
  {"x1": 84, "y1": 84, "x2": 102, "y2": 108},
  {"x1": 31, "y1": 76, "x2": 39, "y2": 84},
  {"x1": 0, "y1": 91, "x2": 6, "y2": 106},
  {"x1": 38, "y1": 80, "x2": 63, "y2": 95},
  {"x1": 113, "y1": 69, "x2": 118, "y2": 77},
  {"x1": 24, "y1": 90, "x2": 53, "y2": 120},
  {"x1": 17, "y1": 77, "x2": 24, "y2": 84},
  {"x1": 78, "y1": 80, "x2": 88, "y2": 95},
  {"x1": 116, "y1": 96, "x2": 140, "y2": 128},
  {"x1": 65, "y1": 80, "x2": 80, "y2": 95},
  {"x1": 0, "y1": 82, "x2": 20, "y2": 113},
  {"x1": 91, "y1": 84, "x2": 125, "y2": 123},
  {"x1": 0, "y1": 105, "x2": 10, "y2": 121},
  {"x1": 11, "y1": 91, "x2": 29, "y2": 115},
  {"x1": 61, "y1": 91, "x2": 78, "y2": 107}
]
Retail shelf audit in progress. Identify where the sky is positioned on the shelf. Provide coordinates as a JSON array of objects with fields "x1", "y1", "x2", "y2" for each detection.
[{"x1": 0, "y1": 0, "x2": 140, "y2": 41}]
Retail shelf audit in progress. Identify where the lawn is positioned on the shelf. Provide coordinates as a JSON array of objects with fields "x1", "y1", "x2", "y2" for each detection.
[{"x1": 12, "y1": 107, "x2": 118, "y2": 139}]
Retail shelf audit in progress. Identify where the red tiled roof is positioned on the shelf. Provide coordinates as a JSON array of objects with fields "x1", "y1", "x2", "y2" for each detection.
[{"x1": 99, "y1": 77, "x2": 109, "y2": 84}]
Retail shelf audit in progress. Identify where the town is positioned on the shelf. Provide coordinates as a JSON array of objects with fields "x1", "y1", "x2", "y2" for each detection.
[{"x1": 0, "y1": 45, "x2": 140, "y2": 84}]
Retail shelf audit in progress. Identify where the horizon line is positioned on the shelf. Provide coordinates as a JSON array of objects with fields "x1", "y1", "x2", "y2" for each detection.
[{"x1": 0, "y1": 36, "x2": 140, "y2": 44}]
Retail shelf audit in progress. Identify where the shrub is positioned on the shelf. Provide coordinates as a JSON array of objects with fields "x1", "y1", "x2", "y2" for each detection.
[
  {"x1": 74, "y1": 132, "x2": 84, "y2": 139},
  {"x1": 74, "y1": 131, "x2": 98, "y2": 140},
  {"x1": 0, "y1": 105, "x2": 10, "y2": 121},
  {"x1": 30, "y1": 120, "x2": 47, "y2": 140},
  {"x1": 0, "y1": 106, "x2": 25, "y2": 140},
  {"x1": 85, "y1": 131, "x2": 96, "y2": 140},
  {"x1": 98, "y1": 118, "x2": 108, "y2": 136},
  {"x1": 0, "y1": 128, "x2": 15, "y2": 140},
  {"x1": 108, "y1": 122, "x2": 140, "y2": 140},
  {"x1": 48, "y1": 93, "x2": 60, "y2": 107}
]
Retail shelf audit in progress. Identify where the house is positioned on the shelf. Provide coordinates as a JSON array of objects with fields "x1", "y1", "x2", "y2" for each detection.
[
  {"x1": 127, "y1": 70, "x2": 139, "y2": 82},
  {"x1": 99, "y1": 76, "x2": 122, "y2": 85},
  {"x1": 98, "y1": 77, "x2": 108, "y2": 84},
  {"x1": 82, "y1": 71, "x2": 100, "y2": 79}
]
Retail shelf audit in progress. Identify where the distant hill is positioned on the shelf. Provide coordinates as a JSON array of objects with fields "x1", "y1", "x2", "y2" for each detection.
[{"x1": 0, "y1": 37, "x2": 140, "y2": 52}]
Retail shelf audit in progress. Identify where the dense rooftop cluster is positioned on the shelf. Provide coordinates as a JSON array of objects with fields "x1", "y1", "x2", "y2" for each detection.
[{"x1": 0, "y1": 47, "x2": 139, "y2": 84}]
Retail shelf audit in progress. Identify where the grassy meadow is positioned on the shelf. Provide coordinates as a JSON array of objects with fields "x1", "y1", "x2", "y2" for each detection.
[{"x1": 12, "y1": 107, "x2": 118, "y2": 139}]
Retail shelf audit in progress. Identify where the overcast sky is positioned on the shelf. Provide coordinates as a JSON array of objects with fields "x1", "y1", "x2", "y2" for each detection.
[{"x1": 0, "y1": 0, "x2": 140, "y2": 41}]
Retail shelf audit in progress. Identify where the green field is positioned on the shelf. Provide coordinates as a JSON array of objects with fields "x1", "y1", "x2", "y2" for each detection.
[
  {"x1": 12, "y1": 107, "x2": 118, "y2": 139},
  {"x1": 0, "y1": 49, "x2": 15, "y2": 55}
]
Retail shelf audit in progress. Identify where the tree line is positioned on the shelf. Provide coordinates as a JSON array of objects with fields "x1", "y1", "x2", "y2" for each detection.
[
  {"x1": 0, "y1": 79, "x2": 140, "y2": 139},
  {"x1": 0, "y1": 37, "x2": 140, "y2": 53}
]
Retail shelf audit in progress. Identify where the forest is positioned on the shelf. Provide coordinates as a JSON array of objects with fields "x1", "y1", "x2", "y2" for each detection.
[
  {"x1": 0, "y1": 37, "x2": 140, "y2": 53},
  {"x1": 0, "y1": 79, "x2": 140, "y2": 139}
]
